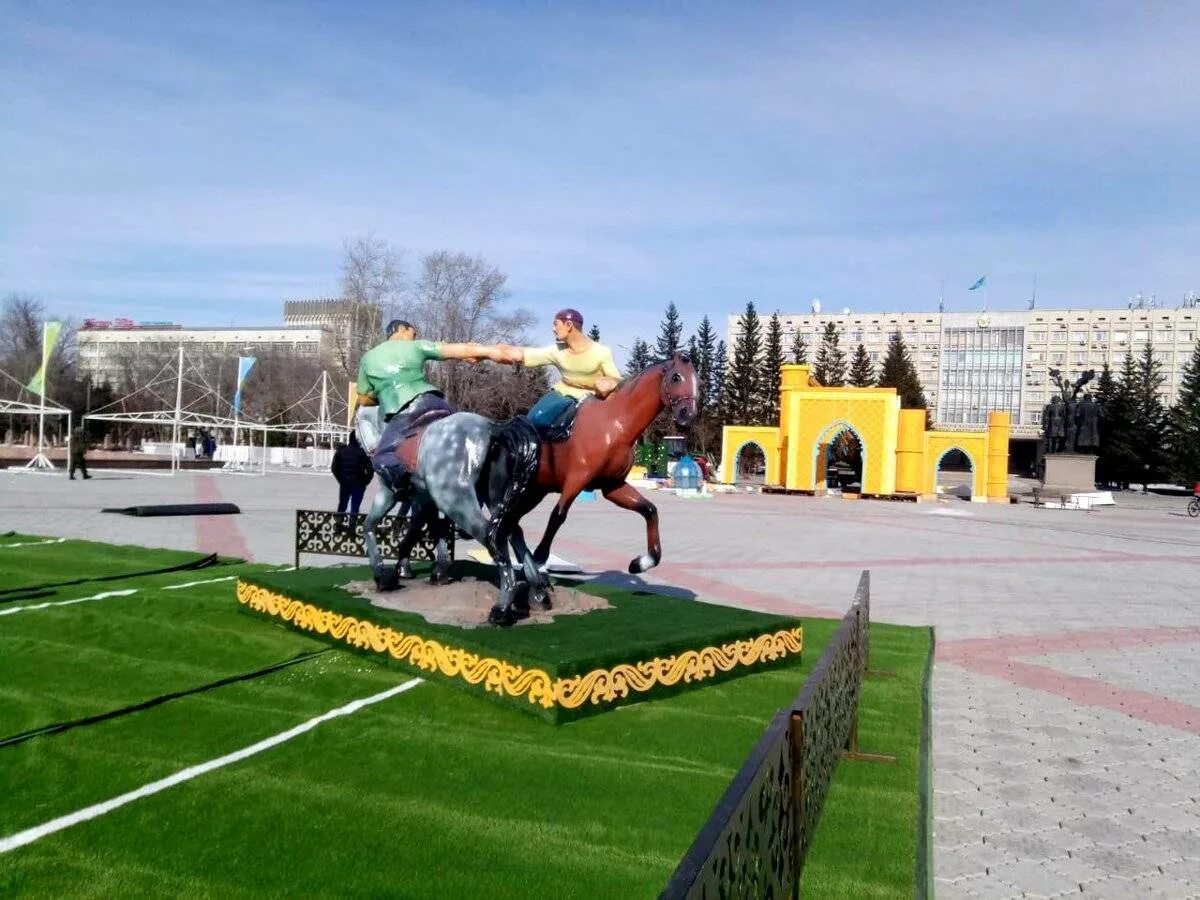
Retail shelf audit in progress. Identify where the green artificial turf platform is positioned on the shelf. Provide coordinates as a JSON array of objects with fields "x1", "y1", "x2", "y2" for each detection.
[{"x1": 237, "y1": 563, "x2": 804, "y2": 723}]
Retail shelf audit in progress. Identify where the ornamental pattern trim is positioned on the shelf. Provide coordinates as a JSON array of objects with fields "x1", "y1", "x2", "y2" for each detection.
[
  {"x1": 294, "y1": 508, "x2": 455, "y2": 563},
  {"x1": 236, "y1": 580, "x2": 803, "y2": 712}
]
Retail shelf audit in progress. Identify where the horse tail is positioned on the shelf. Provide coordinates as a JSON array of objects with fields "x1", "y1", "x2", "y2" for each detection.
[{"x1": 483, "y1": 416, "x2": 542, "y2": 549}]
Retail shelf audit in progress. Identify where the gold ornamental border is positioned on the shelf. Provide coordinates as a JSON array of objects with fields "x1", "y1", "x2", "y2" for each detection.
[{"x1": 237, "y1": 580, "x2": 803, "y2": 712}]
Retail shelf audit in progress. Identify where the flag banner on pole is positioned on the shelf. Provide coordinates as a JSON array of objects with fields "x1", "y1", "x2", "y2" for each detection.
[
  {"x1": 232, "y1": 356, "x2": 257, "y2": 414},
  {"x1": 968, "y1": 275, "x2": 987, "y2": 291},
  {"x1": 25, "y1": 321, "x2": 63, "y2": 396}
]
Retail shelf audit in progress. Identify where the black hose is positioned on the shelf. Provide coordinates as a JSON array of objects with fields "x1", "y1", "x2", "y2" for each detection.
[
  {"x1": 0, "y1": 552, "x2": 222, "y2": 603},
  {"x1": 0, "y1": 648, "x2": 333, "y2": 750}
]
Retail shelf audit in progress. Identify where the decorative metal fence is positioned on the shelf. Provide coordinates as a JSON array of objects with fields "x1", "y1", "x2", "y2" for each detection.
[
  {"x1": 293, "y1": 509, "x2": 455, "y2": 569},
  {"x1": 661, "y1": 571, "x2": 888, "y2": 899}
]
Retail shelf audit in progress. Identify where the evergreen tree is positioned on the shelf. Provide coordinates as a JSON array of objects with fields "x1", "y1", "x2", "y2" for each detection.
[
  {"x1": 588, "y1": 324, "x2": 601, "y2": 341},
  {"x1": 712, "y1": 339, "x2": 728, "y2": 425},
  {"x1": 1093, "y1": 363, "x2": 1120, "y2": 486},
  {"x1": 727, "y1": 302, "x2": 762, "y2": 425},
  {"x1": 1103, "y1": 352, "x2": 1142, "y2": 488},
  {"x1": 1168, "y1": 340, "x2": 1200, "y2": 485},
  {"x1": 655, "y1": 301, "x2": 683, "y2": 359},
  {"x1": 626, "y1": 338, "x2": 653, "y2": 377},
  {"x1": 877, "y1": 331, "x2": 928, "y2": 410},
  {"x1": 790, "y1": 328, "x2": 808, "y2": 364},
  {"x1": 848, "y1": 343, "x2": 875, "y2": 387},
  {"x1": 693, "y1": 315, "x2": 718, "y2": 418},
  {"x1": 812, "y1": 322, "x2": 847, "y2": 387},
  {"x1": 1128, "y1": 341, "x2": 1168, "y2": 488},
  {"x1": 759, "y1": 313, "x2": 785, "y2": 422}
]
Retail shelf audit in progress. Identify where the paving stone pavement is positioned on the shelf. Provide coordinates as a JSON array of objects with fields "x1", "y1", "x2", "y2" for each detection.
[{"x1": 3, "y1": 467, "x2": 1199, "y2": 897}]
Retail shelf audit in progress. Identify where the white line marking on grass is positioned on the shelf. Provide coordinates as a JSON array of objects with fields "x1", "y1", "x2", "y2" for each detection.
[
  {"x1": 162, "y1": 576, "x2": 236, "y2": 590},
  {"x1": 0, "y1": 589, "x2": 138, "y2": 617},
  {"x1": 0, "y1": 677, "x2": 423, "y2": 855},
  {"x1": 0, "y1": 537, "x2": 68, "y2": 549}
]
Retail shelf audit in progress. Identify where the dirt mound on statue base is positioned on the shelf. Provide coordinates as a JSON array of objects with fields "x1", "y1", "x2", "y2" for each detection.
[{"x1": 341, "y1": 577, "x2": 610, "y2": 628}]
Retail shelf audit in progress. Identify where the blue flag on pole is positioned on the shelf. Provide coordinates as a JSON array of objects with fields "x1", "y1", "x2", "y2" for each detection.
[
  {"x1": 968, "y1": 275, "x2": 987, "y2": 291},
  {"x1": 232, "y1": 356, "x2": 256, "y2": 414}
]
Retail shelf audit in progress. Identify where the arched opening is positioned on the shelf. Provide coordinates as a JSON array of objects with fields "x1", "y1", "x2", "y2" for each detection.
[
  {"x1": 813, "y1": 421, "x2": 866, "y2": 493},
  {"x1": 934, "y1": 447, "x2": 975, "y2": 500},
  {"x1": 733, "y1": 441, "x2": 767, "y2": 484}
]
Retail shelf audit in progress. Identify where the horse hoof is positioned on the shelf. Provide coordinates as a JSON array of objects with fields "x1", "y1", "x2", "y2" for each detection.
[
  {"x1": 628, "y1": 554, "x2": 658, "y2": 575},
  {"x1": 531, "y1": 587, "x2": 553, "y2": 611},
  {"x1": 374, "y1": 570, "x2": 400, "y2": 592},
  {"x1": 397, "y1": 561, "x2": 414, "y2": 580},
  {"x1": 488, "y1": 605, "x2": 516, "y2": 627}
]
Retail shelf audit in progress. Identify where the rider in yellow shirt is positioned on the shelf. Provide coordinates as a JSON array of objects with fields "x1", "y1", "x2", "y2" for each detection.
[{"x1": 497, "y1": 309, "x2": 620, "y2": 438}]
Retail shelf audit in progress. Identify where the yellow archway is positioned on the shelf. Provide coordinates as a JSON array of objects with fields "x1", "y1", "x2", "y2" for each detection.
[{"x1": 720, "y1": 365, "x2": 1011, "y2": 502}]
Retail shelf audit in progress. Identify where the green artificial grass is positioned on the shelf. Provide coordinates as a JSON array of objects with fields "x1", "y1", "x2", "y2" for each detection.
[
  {"x1": 799, "y1": 624, "x2": 933, "y2": 899},
  {"x1": 0, "y1": 536, "x2": 222, "y2": 593},
  {"x1": 0, "y1": 566, "x2": 324, "y2": 738},
  {"x1": 0, "y1": 539, "x2": 932, "y2": 900}
]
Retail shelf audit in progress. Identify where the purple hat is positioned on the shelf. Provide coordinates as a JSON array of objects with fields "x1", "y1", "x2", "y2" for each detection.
[{"x1": 554, "y1": 308, "x2": 584, "y2": 329}]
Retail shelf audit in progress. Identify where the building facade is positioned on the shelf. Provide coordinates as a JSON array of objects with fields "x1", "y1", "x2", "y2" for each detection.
[
  {"x1": 283, "y1": 299, "x2": 382, "y2": 356},
  {"x1": 728, "y1": 305, "x2": 1200, "y2": 436},
  {"x1": 77, "y1": 323, "x2": 330, "y2": 386}
]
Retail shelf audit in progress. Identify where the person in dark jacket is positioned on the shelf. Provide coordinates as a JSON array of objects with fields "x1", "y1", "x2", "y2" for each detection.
[{"x1": 332, "y1": 432, "x2": 374, "y2": 520}]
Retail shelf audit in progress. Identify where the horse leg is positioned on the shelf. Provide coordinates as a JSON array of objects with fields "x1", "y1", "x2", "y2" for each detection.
[
  {"x1": 429, "y1": 519, "x2": 452, "y2": 585},
  {"x1": 510, "y1": 523, "x2": 552, "y2": 611},
  {"x1": 602, "y1": 482, "x2": 661, "y2": 574},
  {"x1": 531, "y1": 486, "x2": 584, "y2": 568},
  {"x1": 485, "y1": 518, "x2": 522, "y2": 627},
  {"x1": 363, "y1": 483, "x2": 400, "y2": 590},
  {"x1": 392, "y1": 502, "x2": 435, "y2": 583}
]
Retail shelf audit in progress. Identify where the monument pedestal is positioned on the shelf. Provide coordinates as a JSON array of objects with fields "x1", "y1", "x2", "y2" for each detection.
[{"x1": 1041, "y1": 453, "x2": 1098, "y2": 496}]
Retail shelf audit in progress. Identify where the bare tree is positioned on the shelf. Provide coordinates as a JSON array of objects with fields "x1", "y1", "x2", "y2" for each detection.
[
  {"x1": 394, "y1": 251, "x2": 535, "y2": 414},
  {"x1": 333, "y1": 235, "x2": 401, "y2": 377},
  {"x1": 0, "y1": 294, "x2": 47, "y2": 385}
]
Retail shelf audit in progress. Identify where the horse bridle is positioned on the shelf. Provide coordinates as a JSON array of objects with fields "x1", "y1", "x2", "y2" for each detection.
[{"x1": 660, "y1": 357, "x2": 697, "y2": 418}]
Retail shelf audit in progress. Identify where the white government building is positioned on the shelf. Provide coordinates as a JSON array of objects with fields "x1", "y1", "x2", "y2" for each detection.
[
  {"x1": 77, "y1": 300, "x2": 378, "y2": 386},
  {"x1": 727, "y1": 300, "x2": 1200, "y2": 442}
]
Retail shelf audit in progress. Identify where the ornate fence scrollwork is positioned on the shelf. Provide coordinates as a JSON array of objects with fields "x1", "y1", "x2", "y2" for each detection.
[
  {"x1": 660, "y1": 710, "x2": 795, "y2": 899},
  {"x1": 293, "y1": 509, "x2": 455, "y2": 569},
  {"x1": 662, "y1": 569, "x2": 888, "y2": 899}
]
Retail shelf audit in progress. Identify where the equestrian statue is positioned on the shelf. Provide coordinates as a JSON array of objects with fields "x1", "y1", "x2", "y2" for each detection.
[{"x1": 355, "y1": 310, "x2": 699, "y2": 626}]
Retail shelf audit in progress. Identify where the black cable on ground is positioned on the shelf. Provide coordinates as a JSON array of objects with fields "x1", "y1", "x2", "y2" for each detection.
[
  {"x1": 0, "y1": 648, "x2": 334, "y2": 750},
  {"x1": 0, "y1": 552, "x2": 223, "y2": 603}
]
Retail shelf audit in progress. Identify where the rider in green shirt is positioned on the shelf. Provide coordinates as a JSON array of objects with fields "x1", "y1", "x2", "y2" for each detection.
[{"x1": 356, "y1": 319, "x2": 505, "y2": 484}]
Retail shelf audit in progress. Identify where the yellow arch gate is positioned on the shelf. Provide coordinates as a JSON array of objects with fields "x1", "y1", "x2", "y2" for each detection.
[{"x1": 721, "y1": 365, "x2": 1010, "y2": 502}]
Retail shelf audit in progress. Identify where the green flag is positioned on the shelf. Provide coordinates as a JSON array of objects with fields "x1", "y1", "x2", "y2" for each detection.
[{"x1": 25, "y1": 321, "x2": 63, "y2": 397}]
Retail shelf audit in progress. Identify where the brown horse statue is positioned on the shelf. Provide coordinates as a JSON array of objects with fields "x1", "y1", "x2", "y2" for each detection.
[{"x1": 511, "y1": 351, "x2": 700, "y2": 588}]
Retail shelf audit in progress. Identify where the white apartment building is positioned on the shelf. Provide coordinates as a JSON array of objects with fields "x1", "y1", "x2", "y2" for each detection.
[
  {"x1": 77, "y1": 323, "x2": 330, "y2": 386},
  {"x1": 727, "y1": 304, "x2": 1200, "y2": 438}
]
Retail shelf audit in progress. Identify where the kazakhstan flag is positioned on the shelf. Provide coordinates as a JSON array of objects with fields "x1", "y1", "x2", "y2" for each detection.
[{"x1": 968, "y1": 275, "x2": 987, "y2": 291}]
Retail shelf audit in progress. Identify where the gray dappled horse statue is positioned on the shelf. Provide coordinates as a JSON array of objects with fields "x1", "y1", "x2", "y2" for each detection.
[{"x1": 356, "y1": 405, "x2": 547, "y2": 626}]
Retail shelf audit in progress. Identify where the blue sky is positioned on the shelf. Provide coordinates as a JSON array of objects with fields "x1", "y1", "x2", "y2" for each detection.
[{"x1": 3, "y1": 2, "x2": 1198, "y2": 361}]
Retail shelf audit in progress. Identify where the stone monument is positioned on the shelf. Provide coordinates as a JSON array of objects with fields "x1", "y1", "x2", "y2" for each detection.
[{"x1": 1040, "y1": 368, "x2": 1100, "y2": 497}]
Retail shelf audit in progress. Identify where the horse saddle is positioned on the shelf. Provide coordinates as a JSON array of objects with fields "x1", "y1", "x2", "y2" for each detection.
[
  {"x1": 539, "y1": 397, "x2": 590, "y2": 443},
  {"x1": 374, "y1": 396, "x2": 455, "y2": 484}
]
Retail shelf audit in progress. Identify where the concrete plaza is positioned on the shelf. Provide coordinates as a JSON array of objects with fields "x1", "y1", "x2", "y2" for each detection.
[{"x1": 2, "y1": 465, "x2": 1198, "y2": 898}]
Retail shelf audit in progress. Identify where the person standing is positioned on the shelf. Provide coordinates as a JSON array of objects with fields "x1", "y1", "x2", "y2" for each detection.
[
  {"x1": 69, "y1": 426, "x2": 91, "y2": 480},
  {"x1": 331, "y1": 432, "x2": 374, "y2": 521}
]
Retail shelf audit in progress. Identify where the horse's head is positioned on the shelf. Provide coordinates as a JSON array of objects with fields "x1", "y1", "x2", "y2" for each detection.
[{"x1": 661, "y1": 352, "x2": 699, "y2": 430}]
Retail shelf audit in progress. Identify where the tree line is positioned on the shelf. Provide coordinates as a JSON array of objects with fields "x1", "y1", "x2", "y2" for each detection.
[
  {"x1": 1092, "y1": 341, "x2": 1200, "y2": 489},
  {"x1": 622, "y1": 300, "x2": 929, "y2": 454},
  {"x1": 0, "y1": 236, "x2": 546, "y2": 448}
]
